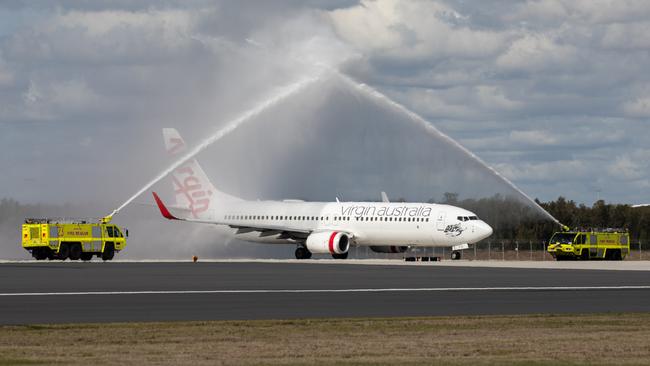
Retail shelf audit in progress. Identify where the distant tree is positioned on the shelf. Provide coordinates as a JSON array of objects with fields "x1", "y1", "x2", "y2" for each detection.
[{"x1": 442, "y1": 192, "x2": 459, "y2": 205}]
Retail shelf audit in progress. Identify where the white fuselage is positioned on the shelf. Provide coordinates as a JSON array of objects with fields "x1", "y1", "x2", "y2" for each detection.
[
  {"x1": 206, "y1": 200, "x2": 493, "y2": 247},
  {"x1": 159, "y1": 127, "x2": 493, "y2": 252}
]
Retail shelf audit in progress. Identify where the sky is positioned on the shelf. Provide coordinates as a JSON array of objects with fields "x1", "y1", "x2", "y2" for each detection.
[{"x1": 1, "y1": 0, "x2": 649, "y2": 209}]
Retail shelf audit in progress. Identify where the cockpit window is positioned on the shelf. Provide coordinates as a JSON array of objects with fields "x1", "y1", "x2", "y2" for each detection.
[{"x1": 458, "y1": 215, "x2": 479, "y2": 221}]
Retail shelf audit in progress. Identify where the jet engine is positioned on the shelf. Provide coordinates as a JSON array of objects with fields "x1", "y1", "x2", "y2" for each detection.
[
  {"x1": 369, "y1": 246, "x2": 408, "y2": 253},
  {"x1": 306, "y1": 231, "x2": 350, "y2": 254}
]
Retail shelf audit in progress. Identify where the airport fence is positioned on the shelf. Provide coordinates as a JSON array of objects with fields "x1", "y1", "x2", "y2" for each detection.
[{"x1": 348, "y1": 240, "x2": 650, "y2": 261}]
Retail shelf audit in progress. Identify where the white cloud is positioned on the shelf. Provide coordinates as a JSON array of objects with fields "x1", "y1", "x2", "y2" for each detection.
[
  {"x1": 22, "y1": 79, "x2": 104, "y2": 121},
  {"x1": 496, "y1": 33, "x2": 578, "y2": 72},
  {"x1": 607, "y1": 156, "x2": 644, "y2": 180},
  {"x1": 509, "y1": 130, "x2": 557, "y2": 146},
  {"x1": 495, "y1": 159, "x2": 590, "y2": 183},
  {"x1": 6, "y1": 8, "x2": 200, "y2": 65},
  {"x1": 510, "y1": 0, "x2": 650, "y2": 24},
  {"x1": 55, "y1": 9, "x2": 194, "y2": 39},
  {"x1": 623, "y1": 95, "x2": 650, "y2": 118},
  {"x1": 601, "y1": 21, "x2": 650, "y2": 50},
  {"x1": 606, "y1": 150, "x2": 650, "y2": 180},
  {"x1": 329, "y1": 0, "x2": 508, "y2": 62}
]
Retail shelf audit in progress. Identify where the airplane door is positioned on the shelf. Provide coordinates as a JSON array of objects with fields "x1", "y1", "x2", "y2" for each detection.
[{"x1": 436, "y1": 212, "x2": 446, "y2": 231}]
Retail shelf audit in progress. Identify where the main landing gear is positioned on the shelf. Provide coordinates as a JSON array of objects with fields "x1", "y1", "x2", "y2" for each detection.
[
  {"x1": 451, "y1": 250, "x2": 462, "y2": 260},
  {"x1": 295, "y1": 247, "x2": 312, "y2": 259}
]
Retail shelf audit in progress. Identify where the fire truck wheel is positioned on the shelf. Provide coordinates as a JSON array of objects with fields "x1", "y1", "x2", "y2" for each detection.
[
  {"x1": 80, "y1": 253, "x2": 93, "y2": 261},
  {"x1": 33, "y1": 248, "x2": 47, "y2": 260},
  {"x1": 58, "y1": 244, "x2": 70, "y2": 260},
  {"x1": 102, "y1": 244, "x2": 115, "y2": 261},
  {"x1": 69, "y1": 244, "x2": 82, "y2": 260}
]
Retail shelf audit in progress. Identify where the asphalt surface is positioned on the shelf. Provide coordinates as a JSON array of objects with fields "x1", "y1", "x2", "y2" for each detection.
[{"x1": 1, "y1": 261, "x2": 650, "y2": 324}]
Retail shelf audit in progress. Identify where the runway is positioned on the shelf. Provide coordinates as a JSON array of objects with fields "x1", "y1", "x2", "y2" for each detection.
[{"x1": 1, "y1": 261, "x2": 650, "y2": 324}]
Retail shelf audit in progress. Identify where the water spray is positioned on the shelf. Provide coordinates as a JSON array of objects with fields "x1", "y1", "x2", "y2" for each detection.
[
  {"x1": 241, "y1": 38, "x2": 564, "y2": 227},
  {"x1": 106, "y1": 73, "x2": 325, "y2": 219},
  {"x1": 334, "y1": 72, "x2": 566, "y2": 229}
]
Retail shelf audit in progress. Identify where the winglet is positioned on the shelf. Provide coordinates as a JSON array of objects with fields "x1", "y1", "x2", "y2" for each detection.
[
  {"x1": 152, "y1": 192, "x2": 179, "y2": 220},
  {"x1": 381, "y1": 191, "x2": 389, "y2": 203}
]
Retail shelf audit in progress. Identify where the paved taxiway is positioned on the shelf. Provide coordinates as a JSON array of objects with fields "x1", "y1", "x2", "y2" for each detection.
[{"x1": 1, "y1": 261, "x2": 649, "y2": 324}]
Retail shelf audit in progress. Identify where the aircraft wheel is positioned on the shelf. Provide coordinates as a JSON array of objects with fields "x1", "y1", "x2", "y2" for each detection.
[
  {"x1": 451, "y1": 250, "x2": 462, "y2": 260},
  {"x1": 295, "y1": 247, "x2": 311, "y2": 259}
]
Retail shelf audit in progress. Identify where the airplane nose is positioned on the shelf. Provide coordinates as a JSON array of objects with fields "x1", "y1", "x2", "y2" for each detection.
[{"x1": 477, "y1": 221, "x2": 493, "y2": 240}]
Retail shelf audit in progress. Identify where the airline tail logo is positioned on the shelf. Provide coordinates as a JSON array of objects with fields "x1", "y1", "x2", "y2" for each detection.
[
  {"x1": 172, "y1": 165, "x2": 212, "y2": 218},
  {"x1": 166, "y1": 137, "x2": 185, "y2": 155},
  {"x1": 163, "y1": 128, "x2": 213, "y2": 219}
]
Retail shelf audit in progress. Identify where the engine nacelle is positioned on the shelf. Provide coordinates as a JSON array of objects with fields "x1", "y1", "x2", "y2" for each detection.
[
  {"x1": 306, "y1": 231, "x2": 350, "y2": 254},
  {"x1": 369, "y1": 246, "x2": 408, "y2": 253}
]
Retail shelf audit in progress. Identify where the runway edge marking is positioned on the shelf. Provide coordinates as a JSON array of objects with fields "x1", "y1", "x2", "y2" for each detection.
[{"x1": 2, "y1": 286, "x2": 650, "y2": 297}]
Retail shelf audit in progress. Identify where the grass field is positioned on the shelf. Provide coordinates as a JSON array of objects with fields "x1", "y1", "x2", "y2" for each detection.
[{"x1": 2, "y1": 313, "x2": 650, "y2": 365}]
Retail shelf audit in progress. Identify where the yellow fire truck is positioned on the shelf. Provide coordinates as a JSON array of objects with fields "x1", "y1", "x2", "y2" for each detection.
[
  {"x1": 22, "y1": 216, "x2": 127, "y2": 261},
  {"x1": 547, "y1": 229, "x2": 630, "y2": 261}
]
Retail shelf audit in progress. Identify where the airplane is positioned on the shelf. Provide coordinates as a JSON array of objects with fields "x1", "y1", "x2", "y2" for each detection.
[
  {"x1": 632, "y1": 204, "x2": 650, "y2": 208},
  {"x1": 152, "y1": 128, "x2": 493, "y2": 260}
]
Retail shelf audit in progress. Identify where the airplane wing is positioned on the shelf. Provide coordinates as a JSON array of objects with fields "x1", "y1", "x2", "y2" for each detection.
[{"x1": 152, "y1": 192, "x2": 311, "y2": 239}]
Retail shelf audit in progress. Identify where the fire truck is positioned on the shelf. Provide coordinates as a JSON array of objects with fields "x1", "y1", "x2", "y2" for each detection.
[
  {"x1": 22, "y1": 216, "x2": 127, "y2": 261},
  {"x1": 547, "y1": 229, "x2": 630, "y2": 261}
]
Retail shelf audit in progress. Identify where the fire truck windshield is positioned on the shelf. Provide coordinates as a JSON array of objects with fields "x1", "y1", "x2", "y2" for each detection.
[{"x1": 550, "y1": 233, "x2": 576, "y2": 244}]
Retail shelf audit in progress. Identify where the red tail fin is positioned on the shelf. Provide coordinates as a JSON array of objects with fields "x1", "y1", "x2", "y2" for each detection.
[{"x1": 152, "y1": 192, "x2": 178, "y2": 220}]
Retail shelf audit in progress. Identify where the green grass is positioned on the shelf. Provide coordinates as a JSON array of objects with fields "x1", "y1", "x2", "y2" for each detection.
[{"x1": 2, "y1": 313, "x2": 650, "y2": 365}]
